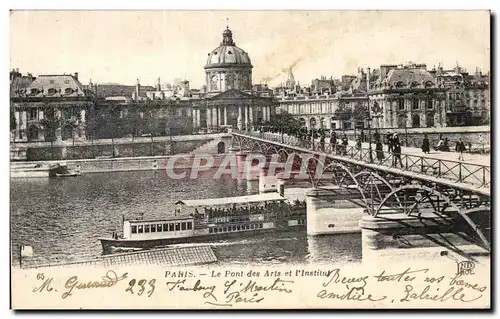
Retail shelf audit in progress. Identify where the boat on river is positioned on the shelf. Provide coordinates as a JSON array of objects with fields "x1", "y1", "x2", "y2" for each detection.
[
  {"x1": 11, "y1": 162, "x2": 81, "y2": 178},
  {"x1": 98, "y1": 192, "x2": 307, "y2": 253}
]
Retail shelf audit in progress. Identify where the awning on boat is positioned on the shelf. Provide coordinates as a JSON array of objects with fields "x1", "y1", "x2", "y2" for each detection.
[{"x1": 175, "y1": 192, "x2": 286, "y2": 207}]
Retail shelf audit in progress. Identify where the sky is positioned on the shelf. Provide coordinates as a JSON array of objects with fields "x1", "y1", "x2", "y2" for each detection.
[{"x1": 10, "y1": 10, "x2": 490, "y2": 89}]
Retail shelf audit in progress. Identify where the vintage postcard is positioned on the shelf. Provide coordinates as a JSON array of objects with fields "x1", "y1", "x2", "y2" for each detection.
[{"x1": 10, "y1": 10, "x2": 491, "y2": 309}]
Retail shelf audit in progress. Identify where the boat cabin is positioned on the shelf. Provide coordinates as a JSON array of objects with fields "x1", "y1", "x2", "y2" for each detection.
[{"x1": 123, "y1": 216, "x2": 195, "y2": 240}]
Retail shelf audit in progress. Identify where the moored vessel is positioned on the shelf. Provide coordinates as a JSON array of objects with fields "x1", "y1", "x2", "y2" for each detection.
[{"x1": 99, "y1": 192, "x2": 307, "y2": 253}]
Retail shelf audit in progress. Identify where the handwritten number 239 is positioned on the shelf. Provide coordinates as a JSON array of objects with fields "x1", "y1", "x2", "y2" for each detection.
[{"x1": 126, "y1": 278, "x2": 156, "y2": 297}]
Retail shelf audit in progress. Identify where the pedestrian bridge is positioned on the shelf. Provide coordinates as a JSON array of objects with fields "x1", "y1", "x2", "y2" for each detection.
[{"x1": 230, "y1": 130, "x2": 491, "y2": 252}]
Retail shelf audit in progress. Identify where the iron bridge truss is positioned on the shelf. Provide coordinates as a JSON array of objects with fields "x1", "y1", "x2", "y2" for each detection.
[{"x1": 231, "y1": 132, "x2": 491, "y2": 252}]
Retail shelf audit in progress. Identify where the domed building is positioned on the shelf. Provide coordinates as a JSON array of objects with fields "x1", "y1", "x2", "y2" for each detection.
[
  {"x1": 191, "y1": 26, "x2": 277, "y2": 132},
  {"x1": 204, "y1": 27, "x2": 253, "y2": 93}
]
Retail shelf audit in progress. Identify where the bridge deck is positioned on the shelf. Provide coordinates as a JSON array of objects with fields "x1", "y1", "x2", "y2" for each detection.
[{"x1": 232, "y1": 132, "x2": 490, "y2": 197}]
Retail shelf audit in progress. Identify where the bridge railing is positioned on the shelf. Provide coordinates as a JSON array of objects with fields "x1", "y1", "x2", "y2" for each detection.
[{"x1": 233, "y1": 130, "x2": 490, "y2": 188}]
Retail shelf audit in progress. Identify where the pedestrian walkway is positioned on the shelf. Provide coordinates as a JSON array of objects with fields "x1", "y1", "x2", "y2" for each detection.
[{"x1": 349, "y1": 141, "x2": 491, "y2": 166}]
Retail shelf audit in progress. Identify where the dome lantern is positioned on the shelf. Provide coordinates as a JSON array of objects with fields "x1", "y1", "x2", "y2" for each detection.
[{"x1": 222, "y1": 27, "x2": 235, "y2": 46}]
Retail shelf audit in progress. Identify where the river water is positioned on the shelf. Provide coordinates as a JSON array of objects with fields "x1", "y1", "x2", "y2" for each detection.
[{"x1": 10, "y1": 170, "x2": 361, "y2": 266}]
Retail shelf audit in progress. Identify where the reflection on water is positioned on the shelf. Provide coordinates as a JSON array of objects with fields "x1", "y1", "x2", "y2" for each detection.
[{"x1": 10, "y1": 170, "x2": 361, "y2": 266}]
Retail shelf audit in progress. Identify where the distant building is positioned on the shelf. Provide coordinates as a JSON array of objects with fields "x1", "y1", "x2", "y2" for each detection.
[
  {"x1": 431, "y1": 64, "x2": 490, "y2": 126},
  {"x1": 275, "y1": 70, "x2": 370, "y2": 131},
  {"x1": 10, "y1": 73, "x2": 93, "y2": 142},
  {"x1": 369, "y1": 62, "x2": 448, "y2": 129}
]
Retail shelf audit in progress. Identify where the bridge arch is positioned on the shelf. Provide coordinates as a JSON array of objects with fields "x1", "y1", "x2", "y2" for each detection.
[
  {"x1": 375, "y1": 184, "x2": 490, "y2": 250},
  {"x1": 307, "y1": 158, "x2": 370, "y2": 211}
]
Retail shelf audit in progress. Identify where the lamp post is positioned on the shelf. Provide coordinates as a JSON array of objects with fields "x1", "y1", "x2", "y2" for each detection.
[{"x1": 368, "y1": 117, "x2": 373, "y2": 163}]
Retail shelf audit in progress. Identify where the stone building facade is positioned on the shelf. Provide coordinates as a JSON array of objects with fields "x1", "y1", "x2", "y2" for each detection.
[
  {"x1": 10, "y1": 73, "x2": 92, "y2": 142},
  {"x1": 368, "y1": 63, "x2": 448, "y2": 129}
]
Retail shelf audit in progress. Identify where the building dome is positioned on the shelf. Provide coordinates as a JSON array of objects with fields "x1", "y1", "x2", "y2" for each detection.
[
  {"x1": 204, "y1": 27, "x2": 253, "y2": 93},
  {"x1": 205, "y1": 27, "x2": 252, "y2": 69}
]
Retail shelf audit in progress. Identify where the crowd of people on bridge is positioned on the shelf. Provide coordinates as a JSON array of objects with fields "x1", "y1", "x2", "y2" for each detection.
[{"x1": 258, "y1": 124, "x2": 474, "y2": 166}]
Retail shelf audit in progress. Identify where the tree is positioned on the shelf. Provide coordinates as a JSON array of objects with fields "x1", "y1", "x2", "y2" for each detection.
[
  {"x1": 63, "y1": 118, "x2": 79, "y2": 159},
  {"x1": 352, "y1": 102, "x2": 369, "y2": 126},
  {"x1": 40, "y1": 116, "x2": 62, "y2": 160},
  {"x1": 266, "y1": 111, "x2": 302, "y2": 136},
  {"x1": 109, "y1": 103, "x2": 123, "y2": 158}
]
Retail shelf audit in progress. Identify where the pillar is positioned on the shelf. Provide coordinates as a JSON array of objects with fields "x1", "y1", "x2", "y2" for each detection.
[
  {"x1": 359, "y1": 214, "x2": 466, "y2": 264},
  {"x1": 14, "y1": 111, "x2": 20, "y2": 141},
  {"x1": 207, "y1": 107, "x2": 212, "y2": 129},
  {"x1": 20, "y1": 110, "x2": 27, "y2": 142},
  {"x1": 38, "y1": 109, "x2": 45, "y2": 141},
  {"x1": 197, "y1": 109, "x2": 201, "y2": 130},
  {"x1": 224, "y1": 106, "x2": 228, "y2": 125},
  {"x1": 218, "y1": 106, "x2": 223, "y2": 126},
  {"x1": 192, "y1": 109, "x2": 197, "y2": 128},
  {"x1": 244, "y1": 105, "x2": 249, "y2": 131},
  {"x1": 305, "y1": 188, "x2": 366, "y2": 236},
  {"x1": 212, "y1": 107, "x2": 218, "y2": 127},
  {"x1": 249, "y1": 105, "x2": 254, "y2": 129},
  {"x1": 238, "y1": 105, "x2": 243, "y2": 130}
]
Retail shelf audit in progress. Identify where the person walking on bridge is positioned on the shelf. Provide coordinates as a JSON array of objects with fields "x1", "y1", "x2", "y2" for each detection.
[
  {"x1": 387, "y1": 133, "x2": 393, "y2": 154},
  {"x1": 330, "y1": 131, "x2": 337, "y2": 153},
  {"x1": 393, "y1": 134, "x2": 403, "y2": 168},
  {"x1": 421, "y1": 134, "x2": 430, "y2": 154},
  {"x1": 455, "y1": 138, "x2": 466, "y2": 161},
  {"x1": 375, "y1": 139, "x2": 385, "y2": 164},
  {"x1": 341, "y1": 134, "x2": 348, "y2": 155}
]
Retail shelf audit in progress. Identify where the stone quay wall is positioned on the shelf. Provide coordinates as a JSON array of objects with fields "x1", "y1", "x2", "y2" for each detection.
[{"x1": 11, "y1": 134, "x2": 232, "y2": 162}]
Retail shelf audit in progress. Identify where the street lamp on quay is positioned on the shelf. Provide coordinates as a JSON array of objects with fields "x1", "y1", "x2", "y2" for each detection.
[{"x1": 367, "y1": 117, "x2": 373, "y2": 163}]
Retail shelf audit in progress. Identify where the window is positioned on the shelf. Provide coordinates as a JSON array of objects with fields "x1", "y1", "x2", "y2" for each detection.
[
  {"x1": 232, "y1": 226, "x2": 236, "y2": 231},
  {"x1": 131, "y1": 226, "x2": 137, "y2": 234},
  {"x1": 64, "y1": 88, "x2": 74, "y2": 94},
  {"x1": 181, "y1": 222, "x2": 187, "y2": 231},
  {"x1": 237, "y1": 225, "x2": 241, "y2": 231},
  {"x1": 209, "y1": 228, "x2": 213, "y2": 233},
  {"x1": 223, "y1": 227, "x2": 227, "y2": 232},
  {"x1": 48, "y1": 88, "x2": 57, "y2": 95},
  {"x1": 138, "y1": 225, "x2": 144, "y2": 233},
  {"x1": 151, "y1": 224, "x2": 156, "y2": 232},
  {"x1": 49, "y1": 80, "x2": 55, "y2": 84},
  {"x1": 187, "y1": 222, "x2": 192, "y2": 230},
  {"x1": 412, "y1": 99, "x2": 419, "y2": 110},
  {"x1": 398, "y1": 98, "x2": 405, "y2": 111},
  {"x1": 169, "y1": 223, "x2": 174, "y2": 231},
  {"x1": 181, "y1": 109, "x2": 187, "y2": 117},
  {"x1": 427, "y1": 98, "x2": 433, "y2": 110},
  {"x1": 29, "y1": 108, "x2": 37, "y2": 120},
  {"x1": 163, "y1": 223, "x2": 168, "y2": 231},
  {"x1": 145, "y1": 225, "x2": 150, "y2": 233},
  {"x1": 64, "y1": 80, "x2": 70, "y2": 84},
  {"x1": 214, "y1": 228, "x2": 218, "y2": 233},
  {"x1": 260, "y1": 223, "x2": 263, "y2": 229},
  {"x1": 175, "y1": 223, "x2": 180, "y2": 231}
]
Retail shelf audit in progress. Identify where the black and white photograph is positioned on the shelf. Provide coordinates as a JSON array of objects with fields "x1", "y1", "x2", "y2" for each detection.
[{"x1": 9, "y1": 10, "x2": 491, "y2": 309}]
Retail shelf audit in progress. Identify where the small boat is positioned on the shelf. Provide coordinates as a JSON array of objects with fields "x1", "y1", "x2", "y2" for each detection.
[
  {"x1": 48, "y1": 162, "x2": 81, "y2": 177},
  {"x1": 99, "y1": 192, "x2": 307, "y2": 254},
  {"x1": 55, "y1": 172, "x2": 81, "y2": 177}
]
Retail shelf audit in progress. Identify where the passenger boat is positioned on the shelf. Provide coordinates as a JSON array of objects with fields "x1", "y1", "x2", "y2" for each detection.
[{"x1": 98, "y1": 192, "x2": 307, "y2": 253}]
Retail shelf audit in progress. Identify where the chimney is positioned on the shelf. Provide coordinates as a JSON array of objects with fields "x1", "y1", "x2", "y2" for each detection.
[
  {"x1": 366, "y1": 67, "x2": 371, "y2": 93},
  {"x1": 74, "y1": 72, "x2": 79, "y2": 80},
  {"x1": 157, "y1": 77, "x2": 161, "y2": 91},
  {"x1": 135, "y1": 79, "x2": 140, "y2": 100}
]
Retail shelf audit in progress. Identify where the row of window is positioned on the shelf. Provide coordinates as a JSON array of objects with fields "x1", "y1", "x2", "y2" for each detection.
[
  {"x1": 209, "y1": 223, "x2": 263, "y2": 234},
  {"x1": 131, "y1": 221, "x2": 193, "y2": 234}
]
